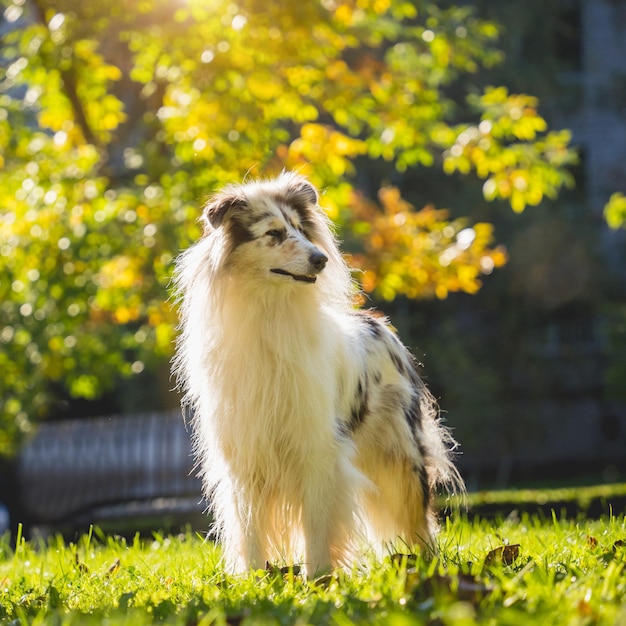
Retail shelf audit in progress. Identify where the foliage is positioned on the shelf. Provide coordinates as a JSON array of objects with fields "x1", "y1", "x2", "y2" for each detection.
[
  {"x1": 0, "y1": 0, "x2": 577, "y2": 453},
  {"x1": 604, "y1": 192, "x2": 626, "y2": 230},
  {"x1": 347, "y1": 186, "x2": 508, "y2": 300},
  {"x1": 1, "y1": 512, "x2": 626, "y2": 625},
  {"x1": 440, "y1": 88, "x2": 575, "y2": 213}
]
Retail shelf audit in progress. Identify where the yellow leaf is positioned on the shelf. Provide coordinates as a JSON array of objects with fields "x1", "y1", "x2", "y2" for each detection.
[
  {"x1": 247, "y1": 74, "x2": 283, "y2": 101},
  {"x1": 491, "y1": 248, "x2": 508, "y2": 267},
  {"x1": 334, "y1": 4, "x2": 354, "y2": 26},
  {"x1": 435, "y1": 284, "x2": 448, "y2": 299},
  {"x1": 104, "y1": 64, "x2": 122, "y2": 81},
  {"x1": 101, "y1": 112, "x2": 123, "y2": 130},
  {"x1": 510, "y1": 190, "x2": 526, "y2": 213},
  {"x1": 114, "y1": 306, "x2": 140, "y2": 324}
]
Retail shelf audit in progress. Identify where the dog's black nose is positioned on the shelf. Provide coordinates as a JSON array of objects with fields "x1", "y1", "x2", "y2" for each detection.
[{"x1": 309, "y1": 251, "x2": 328, "y2": 272}]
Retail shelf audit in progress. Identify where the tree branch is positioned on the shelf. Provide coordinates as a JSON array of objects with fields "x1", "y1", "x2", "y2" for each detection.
[{"x1": 28, "y1": 0, "x2": 100, "y2": 148}]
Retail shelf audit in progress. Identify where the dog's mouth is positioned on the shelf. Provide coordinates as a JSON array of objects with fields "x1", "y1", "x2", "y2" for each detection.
[{"x1": 270, "y1": 269, "x2": 317, "y2": 284}]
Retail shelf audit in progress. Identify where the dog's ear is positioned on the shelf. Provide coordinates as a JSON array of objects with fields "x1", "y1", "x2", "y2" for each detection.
[
  {"x1": 201, "y1": 192, "x2": 247, "y2": 232},
  {"x1": 284, "y1": 174, "x2": 319, "y2": 208}
]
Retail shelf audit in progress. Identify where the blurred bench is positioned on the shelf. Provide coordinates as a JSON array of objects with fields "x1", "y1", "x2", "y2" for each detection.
[{"x1": 15, "y1": 410, "x2": 206, "y2": 537}]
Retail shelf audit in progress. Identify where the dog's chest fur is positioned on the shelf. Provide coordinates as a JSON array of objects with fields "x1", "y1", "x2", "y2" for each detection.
[{"x1": 210, "y1": 294, "x2": 344, "y2": 470}]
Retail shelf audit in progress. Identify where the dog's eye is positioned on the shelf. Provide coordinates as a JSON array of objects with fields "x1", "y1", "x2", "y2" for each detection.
[{"x1": 266, "y1": 229, "x2": 283, "y2": 239}]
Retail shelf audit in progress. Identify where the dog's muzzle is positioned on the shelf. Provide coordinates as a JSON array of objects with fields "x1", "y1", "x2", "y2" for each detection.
[{"x1": 271, "y1": 251, "x2": 328, "y2": 284}]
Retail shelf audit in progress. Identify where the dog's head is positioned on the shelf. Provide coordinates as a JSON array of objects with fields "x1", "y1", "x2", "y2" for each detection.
[{"x1": 200, "y1": 173, "x2": 330, "y2": 284}]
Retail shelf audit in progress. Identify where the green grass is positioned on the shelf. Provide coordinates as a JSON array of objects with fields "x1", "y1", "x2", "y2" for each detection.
[
  {"x1": 459, "y1": 482, "x2": 626, "y2": 510},
  {"x1": 1, "y1": 512, "x2": 625, "y2": 625}
]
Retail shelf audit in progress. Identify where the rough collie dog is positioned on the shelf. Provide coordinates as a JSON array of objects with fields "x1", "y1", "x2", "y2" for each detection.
[{"x1": 173, "y1": 172, "x2": 463, "y2": 577}]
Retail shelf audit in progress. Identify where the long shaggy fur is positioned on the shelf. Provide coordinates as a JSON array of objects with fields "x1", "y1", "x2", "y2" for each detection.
[{"x1": 172, "y1": 172, "x2": 463, "y2": 577}]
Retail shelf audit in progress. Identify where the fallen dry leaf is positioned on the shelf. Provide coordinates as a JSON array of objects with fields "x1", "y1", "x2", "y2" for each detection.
[
  {"x1": 484, "y1": 544, "x2": 520, "y2": 567},
  {"x1": 264, "y1": 562, "x2": 301, "y2": 577},
  {"x1": 389, "y1": 553, "x2": 419, "y2": 568},
  {"x1": 105, "y1": 558, "x2": 121, "y2": 576}
]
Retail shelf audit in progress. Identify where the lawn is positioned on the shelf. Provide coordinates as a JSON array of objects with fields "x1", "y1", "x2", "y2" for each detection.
[{"x1": 1, "y1": 508, "x2": 625, "y2": 625}]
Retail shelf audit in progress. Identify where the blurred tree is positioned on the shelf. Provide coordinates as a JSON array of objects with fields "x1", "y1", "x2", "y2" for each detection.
[{"x1": 0, "y1": 0, "x2": 576, "y2": 455}]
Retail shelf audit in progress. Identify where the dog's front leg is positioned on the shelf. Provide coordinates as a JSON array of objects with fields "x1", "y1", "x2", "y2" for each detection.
[
  {"x1": 220, "y1": 490, "x2": 266, "y2": 574},
  {"x1": 301, "y1": 463, "x2": 355, "y2": 577},
  {"x1": 241, "y1": 520, "x2": 264, "y2": 573},
  {"x1": 301, "y1": 486, "x2": 333, "y2": 578}
]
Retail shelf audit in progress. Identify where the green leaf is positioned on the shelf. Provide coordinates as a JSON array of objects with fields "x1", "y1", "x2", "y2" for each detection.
[{"x1": 604, "y1": 192, "x2": 626, "y2": 230}]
